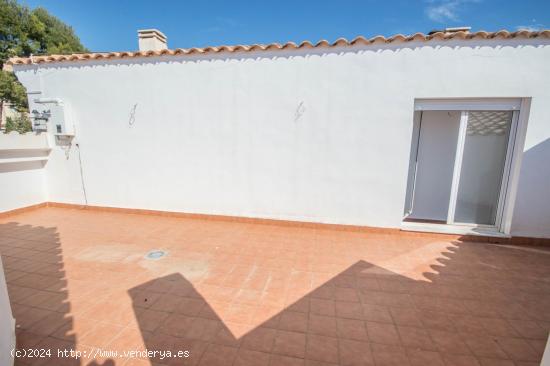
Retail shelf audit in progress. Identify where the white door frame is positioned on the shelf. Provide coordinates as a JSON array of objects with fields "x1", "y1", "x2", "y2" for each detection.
[
  {"x1": 404, "y1": 98, "x2": 529, "y2": 236},
  {"x1": 446, "y1": 111, "x2": 468, "y2": 224},
  {"x1": 403, "y1": 111, "x2": 423, "y2": 217}
]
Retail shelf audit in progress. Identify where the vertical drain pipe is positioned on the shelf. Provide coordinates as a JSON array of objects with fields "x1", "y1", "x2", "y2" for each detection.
[{"x1": 75, "y1": 141, "x2": 88, "y2": 205}]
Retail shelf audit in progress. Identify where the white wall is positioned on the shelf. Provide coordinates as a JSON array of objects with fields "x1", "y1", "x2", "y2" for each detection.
[
  {"x1": 12, "y1": 38, "x2": 550, "y2": 237},
  {"x1": 0, "y1": 133, "x2": 48, "y2": 212},
  {"x1": 0, "y1": 162, "x2": 46, "y2": 212},
  {"x1": 0, "y1": 257, "x2": 15, "y2": 366}
]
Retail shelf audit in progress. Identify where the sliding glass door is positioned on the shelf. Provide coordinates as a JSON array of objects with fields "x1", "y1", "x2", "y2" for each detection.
[
  {"x1": 451, "y1": 111, "x2": 514, "y2": 226},
  {"x1": 405, "y1": 100, "x2": 520, "y2": 231}
]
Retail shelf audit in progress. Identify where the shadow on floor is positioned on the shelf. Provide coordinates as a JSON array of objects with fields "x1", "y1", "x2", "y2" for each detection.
[
  {"x1": 128, "y1": 245, "x2": 549, "y2": 366},
  {"x1": 0, "y1": 222, "x2": 114, "y2": 366},
  {"x1": 2, "y1": 218, "x2": 549, "y2": 365}
]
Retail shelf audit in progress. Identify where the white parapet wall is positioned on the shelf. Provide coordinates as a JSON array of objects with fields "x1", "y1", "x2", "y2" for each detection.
[
  {"x1": 0, "y1": 257, "x2": 15, "y2": 366},
  {"x1": 0, "y1": 132, "x2": 49, "y2": 212},
  {"x1": 9, "y1": 37, "x2": 550, "y2": 238}
]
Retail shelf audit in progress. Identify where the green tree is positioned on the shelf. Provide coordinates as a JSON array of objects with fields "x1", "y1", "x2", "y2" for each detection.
[
  {"x1": 0, "y1": 67, "x2": 27, "y2": 109},
  {"x1": 4, "y1": 112, "x2": 31, "y2": 133},
  {"x1": 30, "y1": 7, "x2": 87, "y2": 55},
  {"x1": 0, "y1": 0, "x2": 86, "y2": 128}
]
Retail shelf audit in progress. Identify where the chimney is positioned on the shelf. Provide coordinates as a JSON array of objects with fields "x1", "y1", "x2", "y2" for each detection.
[
  {"x1": 444, "y1": 26, "x2": 471, "y2": 33},
  {"x1": 138, "y1": 29, "x2": 167, "y2": 51},
  {"x1": 428, "y1": 26, "x2": 471, "y2": 35}
]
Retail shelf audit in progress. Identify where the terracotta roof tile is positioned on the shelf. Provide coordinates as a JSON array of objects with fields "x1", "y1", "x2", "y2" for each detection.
[{"x1": 7, "y1": 29, "x2": 550, "y2": 66}]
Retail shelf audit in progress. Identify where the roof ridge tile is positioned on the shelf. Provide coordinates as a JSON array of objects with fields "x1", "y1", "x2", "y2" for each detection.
[{"x1": 7, "y1": 30, "x2": 550, "y2": 66}]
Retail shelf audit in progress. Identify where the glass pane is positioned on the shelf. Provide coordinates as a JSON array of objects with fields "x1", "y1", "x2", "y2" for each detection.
[
  {"x1": 409, "y1": 111, "x2": 461, "y2": 221},
  {"x1": 454, "y1": 111, "x2": 513, "y2": 225}
]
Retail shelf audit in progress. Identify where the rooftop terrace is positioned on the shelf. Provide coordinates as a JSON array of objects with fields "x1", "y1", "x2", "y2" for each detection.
[{"x1": 1, "y1": 206, "x2": 549, "y2": 366}]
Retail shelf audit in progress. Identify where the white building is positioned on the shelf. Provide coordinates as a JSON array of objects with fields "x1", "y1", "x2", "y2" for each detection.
[{"x1": 3, "y1": 28, "x2": 550, "y2": 240}]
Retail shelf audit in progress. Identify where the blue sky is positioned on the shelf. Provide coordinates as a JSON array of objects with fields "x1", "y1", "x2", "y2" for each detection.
[{"x1": 21, "y1": 0, "x2": 550, "y2": 52}]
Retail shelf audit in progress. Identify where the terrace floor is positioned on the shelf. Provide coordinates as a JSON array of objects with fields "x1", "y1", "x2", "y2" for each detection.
[{"x1": 1, "y1": 206, "x2": 549, "y2": 366}]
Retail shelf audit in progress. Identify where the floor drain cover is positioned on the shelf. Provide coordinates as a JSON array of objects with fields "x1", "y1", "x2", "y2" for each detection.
[{"x1": 145, "y1": 250, "x2": 166, "y2": 260}]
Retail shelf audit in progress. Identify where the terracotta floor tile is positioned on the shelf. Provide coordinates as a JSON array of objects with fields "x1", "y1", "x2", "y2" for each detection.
[
  {"x1": 462, "y1": 300, "x2": 499, "y2": 318},
  {"x1": 335, "y1": 287, "x2": 360, "y2": 302},
  {"x1": 15, "y1": 330, "x2": 47, "y2": 349},
  {"x1": 494, "y1": 337, "x2": 540, "y2": 361},
  {"x1": 145, "y1": 330, "x2": 180, "y2": 358},
  {"x1": 462, "y1": 336, "x2": 508, "y2": 359},
  {"x1": 81, "y1": 300, "x2": 136, "y2": 326},
  {"x1": 176, "y1": 338, "x2": 209, "y2": 366},
  {"x1": 158, "y1": 313, "x2": 194, "y2": 337},
  {"x1": 309, "y1": 285, "x2": 334, "y2": 300},
  {"x1": 224, "y1": 272, "x2": 250, "y2": 289},
  {"x1": 507, "y1": 319, "x2": 548, "y2": 340},
  {"x1": 478, "y1": 358, "x2": 515, "y2": 366},
  {"x1": 273, "y1": 330, "x2": 307, "y2": 358},
  {"x1": 335, "y1": 301, "x2": 364, "y2": 320},
  {"x1": 2, "y1": 207, "x2": 550, "y2": 366},
  {"x1": 418, "y1": 311, "x2": 455, "y2": 332},
  {"x1": 176, "y1": 298, "x2": 207, "y2": 316},
  {"x1": 212, "y1": 323, "x2": 244, "y2": 347},
  {"x1": 234, "y1": 289, "x2": 263, "y2": 305},
  {"x1": 252, "y1": 305, "x2": 281, "y2": 328},
  {"x1": 261, "y1": 290, "x2": 287, "y2": 307},
  {"x1": 287, "y1": 297, "x2": 310, "y2": 313},
  {"x1": 198, "y1": 300, "x2": 228, "y2": 320},
  {"x1": 21, "y1": 290, "x2": 59, "y2": 308},
  {"x1": 198, "y1": 343, "x2": 238, "y2": 366},
  {"x1": 185, "y1": 317, "x2": 222, "y2": 341},
  {"x1": 32, "y1": 336, "x2": 80, "y2": 366},
  {"x1": 209, "y1": 286, "x2": 238, "y2": 303},
  {"x1": 338, "y1": 338, "x2": 375, "y2": 366},
  {"x1": 478, "y1": 318, "x2": 519, "y2": 337},
  {"x1": 442, "y1": 354, "x2": 481, "y2": 366},
  {"x1": 397, "y1": 325, "x2": 436, "y2": 351},
  {"x1": 308, "y1": 314, "x2": 337, "y2": 337},
  {"x1": 361, "y1": 304, "x2": 393, "y2": 324},
  {"x1": 309, "y1": 298, "x2": 335, "y2": 317},
  {"x1": 336, "y1": 318, "x2": 368, "y2": 341},
  {"x1": 149, "y1": 293, "x2": 183, "y2": 312},
  {"x1": 234, "y1": 348, "x2": 271, "y2": 366},
  {"x1": 304, "y1": 360, "x2": 338, "y2": 366},
  {"x1": 389, "y1": 308, "x2": 422, "y2": 327},
  {"x1": 370, "y1": 343, "x2": 410, "y2": 366},
  {"x1": 132, "y1": 309, "x2": 169, "y2": 332},
  {"x1": 527, "y1": 339, "x2": 547, "y2": 359},
  {"x1": 279, "y1": 311, "x2": 308, "y2": 333},
  {"x1": 269, "y1": 354, "x2": 305, "y2": 366},
  {"x1": 448, "y1": 315, "x2": 487, "y2": 336},
  {"x1": 305, "y1": 334, "x2": 339, "y2": 364},
  {"x1": 407, "y1": 349, "x2": 445, "y2": 366},
  {"x1": 122, "y1": 358, "x2": 151, "y2": 366},
  {"x1": 224, "y1": 303, "x2": 256, "y2": 324},
  {"x1": 428, "y1": 330, "x2": 471, "y2": 355},
  {"x1": 366, "y1": 322, "x2": 400, "y2": 345},
  {"x1": 77, "y1": 322, "x2": 124, "y2": 348},
  {"x1": 14, "y1": 307, "x2": 53, "y2": 329},
  {"x1": 6, "y1": 285, "x2": 36, "y2": 304},
  {"x1": 27, "y1": 311, "x2": 72, "y2": 336},
  {"x1": 242, "y1": 327, "x2": 277, "y2": 353},
  {"x1": 106, "y1": 327, "x2": 148, "y2": 353},
  {"x1": 356, "y1": 277, "x2": 381, "y2": 291}
]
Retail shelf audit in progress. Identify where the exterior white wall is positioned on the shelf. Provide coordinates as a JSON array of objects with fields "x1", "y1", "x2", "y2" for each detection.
[
  {"x1": 0, "y1": 133, "x2": 48, "y2": 212},
  {"x1": 0, "y1": 163, "x2": 46, "y2": 212},
  {"x1": 0, "y1": 257, "x2": 15, "y2": 366},
  {"x1": 12, "y1": 38, "x2": 550, "y2": 237}
]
